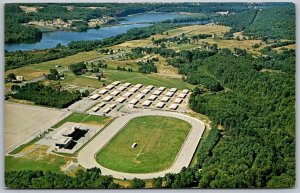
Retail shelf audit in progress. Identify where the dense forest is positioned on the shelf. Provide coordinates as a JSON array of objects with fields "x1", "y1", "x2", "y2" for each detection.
[
  {"x1": 216, "y1": 5, "x2": 295, "y2": 40},
  {"x1": 5, "y1": 168, "x2": 120, "y2": 189},
  {"x1": 11, "y1": 82, "x2": 82, "y2": 108}
]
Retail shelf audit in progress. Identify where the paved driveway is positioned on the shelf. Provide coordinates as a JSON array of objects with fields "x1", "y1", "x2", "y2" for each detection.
[{"x1": 77, "y1": 110, "x2": 205, "y2": 179}]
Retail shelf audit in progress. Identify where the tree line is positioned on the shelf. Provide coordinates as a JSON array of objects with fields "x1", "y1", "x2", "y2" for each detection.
[{"x1": 11, "y1": 82, "x2": 83, "y2": 108}]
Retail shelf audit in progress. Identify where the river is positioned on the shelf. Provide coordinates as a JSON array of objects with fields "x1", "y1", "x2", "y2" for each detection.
[{"x1": 5, "y1": 13, "x2": 188, "y2": 52}]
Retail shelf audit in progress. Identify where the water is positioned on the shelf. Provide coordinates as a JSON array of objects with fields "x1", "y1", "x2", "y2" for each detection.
[{"x1": 5, "y1": 13, "x2": 187, "y2": 52}]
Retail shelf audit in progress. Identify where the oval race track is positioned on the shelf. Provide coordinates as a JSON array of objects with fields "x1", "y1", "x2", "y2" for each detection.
[{"x1": 77, "y1": 110, "x2": 205, "y2": 179}]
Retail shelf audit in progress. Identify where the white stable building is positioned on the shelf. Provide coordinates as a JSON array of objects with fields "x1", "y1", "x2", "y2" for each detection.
[
  {"x1": 103, "y1": 108, "x2": 111, "y2": 114},
  {"x1": 111, "y1": 90, "x2": 121, "y2": 96},
  {"x1": 158, "y1": 87, "x2": 166, "y2": 91},
  {"x1": 90, "y1": 94, "x2": 100, "y2": 100},
  {"x1": 166, "y1": 91, "x2": 174, "y2": 97},
  {"x1": 134, "y1": 84, "x2": 143, "y2": 89},
  {"x1": 98, "y1": 102, "x2": 106, "y2": 108},
  {"x1": 117, "y1": 86, "x2": 126, "y2": 91},
  {"x1": 135, "y1": 93, "x2": 145, "y2": 99},
  {"x1": 109, "y1": 104, "x2": 117, "y2": 109},
  {"x1": 142, "y1": 100, "x2": 152, "y2": 107},
  {"x1": 153, "y1": 90, "x2": 162, "y2": 96},
  {"x1": 123, "y1": 92, "x2": 133, "y2": 98},
  {"x1": 169, "y1": 104, "x2": 179, "y2": 110},
  {"x1": 178, "y1": 93, "x2": 187, "y2": 98},
  {"x1": 161, "y1": 97, "x2": 170, "y2": 102},
  {"x1": 116, "y1": 97, "x2": 126, "y2": 103},
  {"x1": 106, "y1": 84, "x2": 115, "y2": 90},
  {"x1": 92, "y1": 106, "x2": 100, "y2": 112},
  {"x1": 103, "y1": 95, "x2": 113, "y2": 102},
  {"x1": 169, "y1": 88, "x2": 177, "y2": 93},
  {"x1": 129, "y1": 87, "x2": 139, "y2": 93},
  {"x1": 148, "y1": 95, "x2": 157, "y2": 101},
  {"x1": 182, "y1": 89, "x2": 189, "y2": 94},
  {"x1": 174, "y1": 98, "x2": 183, "y2": 104},
  {"x1": 98, "y1": 89, "x2": 108, "y2": 95},
  {"x1": 156, "y1": 102, "x2": 165, "y2": 108},
  {"x1": 129, "y1": 98, "x2": 139, "y2": 105},
  {"x1": 111, "y1": 81, "x2": 121, "y2": 86},
  {"x1": 146, "y1": 85, "x2": 154, "y2": 90},
  {"x1": 123, "y1": 82, "x2": 131, "y2": 87},
  {"x1": 141, "y1": 88, "x2": 150, "y2": 94}
]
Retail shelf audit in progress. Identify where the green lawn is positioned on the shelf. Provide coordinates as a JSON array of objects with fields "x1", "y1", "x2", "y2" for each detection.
[
  {"x1": 52, "y1": 112, "x2": 111, "y2": 128},
  {"x1": 96, "y1": 116, "x2": 191, "y2": 173},
  {"x1": 104, "y1": 69, "x2": 193, "y2": 90},
  {"x1": 5, "y1": 156, "x2": 65, "y2": 173}
]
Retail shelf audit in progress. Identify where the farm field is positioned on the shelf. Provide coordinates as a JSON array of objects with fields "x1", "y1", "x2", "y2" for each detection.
[
  {"x1": 96, "y1": 116, "x2": 191, "y2": 173},
  {"x1": 104, "y1": 69, "x2": 193, "y2": 89},
  {"x1": 5, "y1": 50, "x2": 102, "y2": 80}
]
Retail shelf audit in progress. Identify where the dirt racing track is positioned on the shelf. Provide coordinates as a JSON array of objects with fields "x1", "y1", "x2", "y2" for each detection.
[{"x1": 77, "y1": 110, "x2": 205, "y2": 179}]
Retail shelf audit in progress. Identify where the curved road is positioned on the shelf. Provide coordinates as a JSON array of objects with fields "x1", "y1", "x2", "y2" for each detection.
[{"x1": 77, "y1": 110, "x2": 205, "y2": 179}]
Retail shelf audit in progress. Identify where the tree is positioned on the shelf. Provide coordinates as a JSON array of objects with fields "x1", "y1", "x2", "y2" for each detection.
[
  {"x1": 130, "y1": 178, "x2": 146, "y2": 188},
  {"x1": 11, "y1": 84, "x2": 20, "y2": 92},
  {"x1": 7, "y1": 73, "x2": 16, "y2": 82}
]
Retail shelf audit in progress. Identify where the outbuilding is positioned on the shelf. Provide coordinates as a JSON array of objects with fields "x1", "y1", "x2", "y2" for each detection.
[
  {"x1": 90, "y1": 94, "x2": 100, "y2": 100},
  {"x1": 156, "y1": 102, "x2": 165, "y2": 108},
  {"x1": 169, "y1": 103, "x2": 179, "y2": 110},
  {"x1": 55, "y1": 137, "x2": 72, "y2": 148},
  {"x1": 111, "y1": 81, "x2": 121, "y2": 86},
  {"x1": 158, "y1": 87, "x2": 166, "y2": 91},
  {"x1": 122, "y1": 92, "x2": 133, "y2": 98},
  {"x1": 129, "y1": 98, "x2": 139, "y2": 105},
  {"x1": 174, "y1": 98, "x2": 183, "y2": 104},
  {"x1": 103, "y1": 95, "x2": 113, "y2": 102},
  {"x1": 116, "y1": 97, "x2": 126, "y2": 103},
  {"x1": 111, "y1": 90, "x2": 121, "y2": 96},
  {"x1": 135, "y1": 93, "x2": 145, "y2": 99},
  {"x1": 148, "y1": 95, "x2": 157, "y2": 101},
  {"x1": 169, "y1": 88, "x2": 177, "y2": 93},
  {"x1": 178, "y1": 93, "x2": 187, "y2": 98},
  {"x1": 98, "y1": 102, "x2": 106, "y2": 108},
  {"x1": 142, "y1": 100, "x2": 152, "y2": 107},
  {"x1": 117, "y1": 86, "x2": 126, "y2": 91},
  {"x1": 129, "y1": 87, "x2": 139, "y2": 93},
  {"x1": 105, "y1": 84, "x2": 115, "y2": 90},
  {"x1": 153, "y1": 90, "x2": 162, "y2": 96},
  {"x1": 166, "y1": 91, "x2": 174, "y2": 97},
  {"x1": 123, "y1": 82, "x2": 131, "y2": 87},
  {"x1": 161, "y1": 97, "x2": 170, "y2": 102},
  {"x1": 98, "y1": 89, "x2": 108, "y2": 95},
  {"x1": 92, "y1": 106, "x2": 100, "y2": 112},
  {"x1": 182, "y1": 89, "x2": 189, "y2": 94},
  {"x1": 103, "y1": 108, "x2": 111, "y2": 114},
  {"x1": 141, "y1": 88, "x2": 150, "y2": 94},
  {"x1": 134, "y1": 84, "x2": 143, "y2": 89},
  {"x1": 146, "y1": 85, "x2": 154, "y2": 90},
  {"x1": 109, "y1": 104, "x2": 117, "y2": 109}
]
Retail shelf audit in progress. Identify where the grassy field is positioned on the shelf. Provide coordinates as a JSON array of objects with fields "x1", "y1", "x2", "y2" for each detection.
[
  {"x1": 52, "y1": 112, "x2": 112, "y2": 128},
  {"x1": 104, "y1": 69, "x2": 193, "y2": 89},
  {"x1": 5, "y1": 50, "x2": 102, "y2": 80},
  {"x1": 5, "y1": 156, "x2": 65, "y2": 173},
  {"x1": 96, "y1": 116, "x2": 191, "y2": 173},
  {"x1": 61, "y1": 72, "x2": 109, "y2": 89}
]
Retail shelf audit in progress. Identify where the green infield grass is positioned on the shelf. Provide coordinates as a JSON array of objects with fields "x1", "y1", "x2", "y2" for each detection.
[{"x1": 96, "y1": 116, "x2": 191, "y2": 173}]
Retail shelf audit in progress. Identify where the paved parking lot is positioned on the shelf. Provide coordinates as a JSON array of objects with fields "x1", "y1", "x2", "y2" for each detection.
[{"x1": 4, "y1": 102, "x2": 70, "y2": 154}]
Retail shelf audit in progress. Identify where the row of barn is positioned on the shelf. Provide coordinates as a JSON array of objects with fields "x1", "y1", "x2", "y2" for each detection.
[{"x1": 89, "y1": 81, "x2": 189, "y2": 113}]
